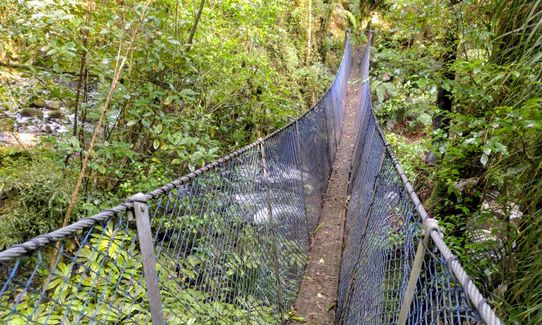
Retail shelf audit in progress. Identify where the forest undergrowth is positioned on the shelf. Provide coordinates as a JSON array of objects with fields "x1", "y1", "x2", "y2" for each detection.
[
  {"x1": 368, "y1": 0, "x2": 541, "y2": 323},
  {"x1": 0, "y1": 0, "x2": 355, "y2": 249}
]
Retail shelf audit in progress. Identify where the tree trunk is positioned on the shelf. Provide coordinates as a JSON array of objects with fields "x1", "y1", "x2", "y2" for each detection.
[
  {"x1": 306, "y1": 0, "x2": 312, "y2": 63},
  {"x1": 426, "y1": 0, "x2": 460, "y2": 164},
  {"x1": 174, "y1": 0, "x2": 180, "y2": 40},
  {"x1": 79, "y1": 68, "x2": 88, "y2": 150},
  {"x1": 316, "y1": 0, "x2": 333, "y2": 63},
  {"x1": 433, "y1": 28, "x2": 458, "y2": 131},
  {"x1": 73, "y1": 33, "x2": 89, "y2": 138},
  {"x1": 187, "y1": 0, "x2": 205, "y2": 51}
]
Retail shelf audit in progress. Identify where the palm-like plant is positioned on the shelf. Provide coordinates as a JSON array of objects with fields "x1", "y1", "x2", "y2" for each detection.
[{"x1": 488, "y1": 1, "x2": 542, "y2": 323}]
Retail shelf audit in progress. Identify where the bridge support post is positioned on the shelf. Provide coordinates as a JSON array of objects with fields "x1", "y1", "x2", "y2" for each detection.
[
  {"x1": 295, "y1": 120, "x2": 313, "y2": 243},
  {"x1": 397, "y1": 218, "x2": 439, "y2": 325},
  {"x1": 328, "y1": 96, "x2": 337, "y2": 161},
  {"x1": 258, "y1": 140, "x2": 286, "y2": 324},
  {"x1": 130, "y1": 193, "x2": 165, "y2": 325}
]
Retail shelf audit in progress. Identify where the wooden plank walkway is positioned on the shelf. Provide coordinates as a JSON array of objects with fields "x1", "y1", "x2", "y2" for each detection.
[{"x1": 289, "y1": 51, "x2": 361, "y2": 324}]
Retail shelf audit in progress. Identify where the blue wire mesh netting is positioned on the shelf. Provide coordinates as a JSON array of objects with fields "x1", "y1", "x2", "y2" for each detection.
[
  {"x1": 0, "y1": 35, "x2": 352, "y2": 325},
  {"x1": 335, "y1": 43, "x2": 485, "y2": 324}
]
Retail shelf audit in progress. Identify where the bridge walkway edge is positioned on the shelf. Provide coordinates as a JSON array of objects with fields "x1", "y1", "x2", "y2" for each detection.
[{"x1": 289, "y1": 48, "x2": 363, "y2": 325}]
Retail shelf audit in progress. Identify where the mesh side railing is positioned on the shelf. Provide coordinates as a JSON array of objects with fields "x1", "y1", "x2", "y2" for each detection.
[
  {"x1": 0, "y1": 34, "x2": 352, "y2": 325},
  {"x1": 336, "y1": 34, "x2": 503, "y2": 325}
]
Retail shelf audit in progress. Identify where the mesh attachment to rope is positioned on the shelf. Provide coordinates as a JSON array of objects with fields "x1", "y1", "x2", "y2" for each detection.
[
  {"x1": 0, "y1": 32, "x2": 352, "y2": 325},
  {"x1": 336, "y1": 33, "x2": 502, "y2": 325},
  {"x1": 397, "y1": 218, "x2": 439, "y2": 325}
]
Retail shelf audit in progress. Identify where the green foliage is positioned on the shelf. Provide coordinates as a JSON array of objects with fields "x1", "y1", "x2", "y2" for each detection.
[
  {"x1": 370, "y1": 30, "x2": 441, "y2": 134},
  {"x1": 385, "y1": 133, "x2": 427, "y2": 181},
  {"x1": 0, "y1": 148, "x2": 74, "y2": 250},
  {"x1": 0, "y1": 215, "x2": 280, "y2": 324},
  {"x1": 0, "y1": 0, "x2": 348, "y2": 248},
  {"x1": 370, "y1": 0, "x2": 542, "y2": 322}
]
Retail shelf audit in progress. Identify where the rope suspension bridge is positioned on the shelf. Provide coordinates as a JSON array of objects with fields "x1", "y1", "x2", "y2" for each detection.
[{"x1": 0, "y1": 33, "x2": 502, "y2": 325}]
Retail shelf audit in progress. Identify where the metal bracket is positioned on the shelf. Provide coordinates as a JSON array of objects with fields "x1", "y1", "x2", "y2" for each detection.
[{"x1": 397, "y1": 218, "x2": 439, "y2": 325}]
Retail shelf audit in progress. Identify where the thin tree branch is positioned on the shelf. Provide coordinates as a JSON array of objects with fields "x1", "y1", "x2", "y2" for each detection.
[
  {"x1": 186, "y1": 0, "x2": 205, "y2": 51},
  {"x1": 61, "y1": 0, "x2": 154, "y2": 230}
]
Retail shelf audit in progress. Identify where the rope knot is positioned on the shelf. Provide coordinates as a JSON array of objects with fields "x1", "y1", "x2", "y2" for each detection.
[
  {"x1": 127, "y1": 193, "x2": 147, "y2": 204},
  {"x1": 422, "y1": 218, "x2": 439, "y2": 237}
]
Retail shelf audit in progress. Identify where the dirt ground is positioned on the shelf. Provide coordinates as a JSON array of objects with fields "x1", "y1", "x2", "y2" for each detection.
[{"x1": 288, "y1": 50, "x2": 362, "y2": 325}]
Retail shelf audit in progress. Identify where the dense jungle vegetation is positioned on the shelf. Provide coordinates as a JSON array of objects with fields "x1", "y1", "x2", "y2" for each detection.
[
  {"x1": 0, "y1": 0, "x2": 349, "y2": 247},
  {"x1": 369, "y1": 0, "x2": 541, "y2": 323},
  {"x1": 0, "y1": 0, "x2": 540, "y2": 323},
  {"x1": 0, "y1": 1, "x2": 347, "y2": 321}
]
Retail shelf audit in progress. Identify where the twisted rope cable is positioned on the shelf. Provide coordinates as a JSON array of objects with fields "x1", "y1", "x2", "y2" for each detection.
[
  {"x1": 0, "y1": 203, "x2": 131, "y2": 261},
  {"x1": 0, "y1": 140, "x2": 260, "y2": 262},
  {"x1": 0, "y1": 33, "x2": 352, "y2": 262},
  {"x1": 380, "y1": 132, "x2": 503, "y2": 324},
  {"x1": 373, "y1": 124, "x2": 502, "y2": 324},
  {"x1": 356, "y1": 34, "x2": 502, "y2": 324},
  {"x1": 430, "y1": 231, "x2": 503, "y2": 325}
]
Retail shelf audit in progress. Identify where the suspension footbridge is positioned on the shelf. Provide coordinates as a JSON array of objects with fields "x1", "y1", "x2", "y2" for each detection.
[{"x1": 0, "y1": 33, "x2": 502, "y2": 325}]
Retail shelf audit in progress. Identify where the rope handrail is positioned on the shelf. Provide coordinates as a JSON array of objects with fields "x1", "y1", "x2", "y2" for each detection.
[
  {"x1": 336, "y1": 32, "x2": 503, "y2": 325},
  {"x1": 0, "y1": 34, "x2": 351, "y2": 262}
]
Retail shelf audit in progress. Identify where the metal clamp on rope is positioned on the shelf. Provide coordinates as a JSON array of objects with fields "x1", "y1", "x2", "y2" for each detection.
[
  {"x1": 126, "y1": 193, "x2": 147, "y2": 222},
  {"x1": 422, "y1": 217, "x2": 439, "y2": 237}
]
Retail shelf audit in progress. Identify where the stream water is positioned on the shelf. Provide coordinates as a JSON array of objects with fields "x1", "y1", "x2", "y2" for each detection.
[{"x1": 0, "y1": 107, "x2": 72, "y2": 146}]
